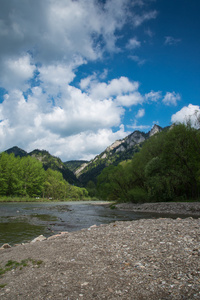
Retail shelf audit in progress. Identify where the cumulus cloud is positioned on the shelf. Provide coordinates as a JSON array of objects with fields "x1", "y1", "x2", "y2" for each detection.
[
  {"x1": 171, "y1": 104, "x2": 200, "y2": 128},
  {"x1": 82, "y1": 76, "x2": 140, "y2": 101},
  {"x1": 0, "y1": 54, "x2": 36, "y2": 91},
  {"x1": 162, "y1": 92, "x2": 181, "y2": 106},
  {"x1": 116, "y1": 92, "x2": 143, "y2": 107},
  {"x1": 41, "y1": 86, "x2": 124, "y2": 136},
  {"x1": 0, "y1": 0, "x2": 134, "y2": 65},
  {"x1": 0, "y1": 0, "x2": 165, "y2": 161}
]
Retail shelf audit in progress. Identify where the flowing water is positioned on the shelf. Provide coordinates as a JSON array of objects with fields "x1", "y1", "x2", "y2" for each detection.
[{"x1": 0, "y1": 201, "x2": 188, "y2": 246}]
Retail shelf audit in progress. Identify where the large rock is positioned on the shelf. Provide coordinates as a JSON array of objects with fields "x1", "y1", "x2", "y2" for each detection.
[
  {"x1": 0, "y1": 243, "x2": 12, "y2": 249},
  {"x1": 31, "y1": 235, "x2": 46, "y2": 243}
]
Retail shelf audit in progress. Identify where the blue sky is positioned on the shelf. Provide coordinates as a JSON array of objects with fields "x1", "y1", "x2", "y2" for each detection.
[{"x1": 0, "y1": 0, "x2": 199, "y2": 161}]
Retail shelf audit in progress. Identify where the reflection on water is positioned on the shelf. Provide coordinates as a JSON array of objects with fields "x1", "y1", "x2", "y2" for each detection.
[
  {"x1": 0, "y1": 201, "x2": 191, "y2": 246},
  {"x1": 0, "y1": 220, "x2": 46, "y2": 245}
]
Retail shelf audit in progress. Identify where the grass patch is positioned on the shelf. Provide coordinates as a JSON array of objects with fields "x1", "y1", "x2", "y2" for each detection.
[
  {"x1": 0, "y1": 196, "x2": 94, "y2": 202},
  {"x1": 0, "y1": 196, "x2": 60, "y2": 202},
  {"x1": 0, "y1": 258, "x2": 43, "y2": 277}
]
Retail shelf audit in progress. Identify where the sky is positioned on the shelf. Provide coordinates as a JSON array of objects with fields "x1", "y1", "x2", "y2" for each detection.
[{"x1": 0, "y1": 0, "x2": 200, "y2": 161}]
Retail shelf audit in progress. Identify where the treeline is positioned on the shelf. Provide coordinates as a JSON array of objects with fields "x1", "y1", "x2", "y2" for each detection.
[
  {"x1": 0, "y1": 153, "x2": 88, "y2": 200},
  {"x1": 97, "y1": 123, "x2": 200, "y2": 202}
]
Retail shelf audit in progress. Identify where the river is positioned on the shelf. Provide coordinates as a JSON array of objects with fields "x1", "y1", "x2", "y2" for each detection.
[{"x1": 0, "y1": 201, "x2": 185, "y2": 246}]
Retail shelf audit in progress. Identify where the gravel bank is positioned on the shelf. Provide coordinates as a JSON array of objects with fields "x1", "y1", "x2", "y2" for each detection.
[
  {"x1": 116, "y1": 202, "x2": 200, "y2": 216},
  {"x1": 0, "y1": 217, "x2": 200, "y2": 299}
]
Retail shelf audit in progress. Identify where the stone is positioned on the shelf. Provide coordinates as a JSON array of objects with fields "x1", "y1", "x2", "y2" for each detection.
[
  {"x1": 31, "y1": 235, "x2": 46, "y2": 243},
  {"x1": 1, "y1": 243, "x2": 11, "y2": 249}
]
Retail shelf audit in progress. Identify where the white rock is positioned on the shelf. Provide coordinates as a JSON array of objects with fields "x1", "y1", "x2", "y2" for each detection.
[{"x1": 31, "y1": 235, "x2": 46, "y2": 243}]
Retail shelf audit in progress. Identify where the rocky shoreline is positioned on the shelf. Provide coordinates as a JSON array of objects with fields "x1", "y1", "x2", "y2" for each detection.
[
  {"x1": 0, "y1": 214, "x2": 200, "y2": 299},
  {"x1": 116, "y1": 201, "x2": 200, "y2": 216}
]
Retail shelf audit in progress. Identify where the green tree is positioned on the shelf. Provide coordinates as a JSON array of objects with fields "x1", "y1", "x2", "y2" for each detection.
[
  {"x1": 20, "y1": 156, "x2": 45, "y2": 197},
  {"x1": 43, "y1": 168, "x2": 67, "y2": 199},
  {"x1": 0, "y1": 153, "x2": 22, "y2": 196},
  {"x1": 86, "y1": 180, "x2": 97, "y2": 197},
  {"x1": 97, "y1": 123, "x2": 200, "y2": 203},
  {"x1": 161, "y1": 123, "x2": 200, "y2": 199}
]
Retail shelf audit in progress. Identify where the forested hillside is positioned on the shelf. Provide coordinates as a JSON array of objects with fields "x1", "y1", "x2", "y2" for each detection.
[
  {"x1": 97, "y1": 123, "x2": 200, "y2": 203},
  {"x1": 5, "y1": 147, "x2": 78, "y2": 185},
  {"x1": 65, "y1": 160, "x2": 89, "y2": 173},
  {"x1": 2, "y1": 123, "x2": 200, "y2": 203},
  {"x1": 28, "y1": 149, "x2": 78, "y2": 184},
  {"x1": 0, "y1": 153, "x2": 88, "y2": 200}
]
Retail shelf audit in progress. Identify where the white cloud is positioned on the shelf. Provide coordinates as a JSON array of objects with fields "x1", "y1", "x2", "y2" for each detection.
[
  {"x1": 41, "y1": 86, "x2": 124, "y2": 136},
  {"x1": 129, "y1": 55, "x2": 146, "y2": 65},
  {"x1": 38, "y1": 59, "x2": 86, "y2": 96},
  {"x1": 80, "y1": 74, "x2": 97, "y2": 90},
  {"x1": 0, "y1": 54, "x2": 36, "y2": 91},
  {"x1": 145, "y1": 28, "x2": 154, "y2": 37},
  {"x1": 171, "y1": 104, "x2": 200, "y2": 128},
  {"x1": 162, "y1": 92, "x2": 181, "y2": 106},
  {"x1": 127, "y1": 120, "x2": 150, "y2": 131},
  {"x1": 136, "y1": 108, "x2": 145, "y2": 118},
  {"x1": 133, "y1": 10, "x2": 158, "y2": 27},
  {"x1": 145, "y1": 91, "x2": 162, "y2": 102},
  {"x1": 164, "y1": 36, "x2": 181, "y2": 46},
  {"x1": 116, "y1": 92, "x2": 143, "y2": 107},
  {"x1": 0, "y1": 0, "x2": 132, "y2": 68},
  {"x1": 84, "y1": 76, "x2": 140, "y2": 100},
  {"x1": 0, "y1": 0, "x2": 162, "y2": 161},
  {"x1": 126, "y1": 37, "x2": 141, "y2": 49}
]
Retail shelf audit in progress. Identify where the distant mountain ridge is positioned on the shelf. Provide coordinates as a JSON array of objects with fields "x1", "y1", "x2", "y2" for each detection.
[
  {"x1": 75, "y1": 124, "x2": 165, "y2": 184},
  {"x1": 3, "y1": 124, "x2": 167, "y2": 187},
  {"x1": 5, "y1": 146, "x2": 27, "y2": 158},
  {"x1": 4, "y1": 147, "x2": 78, "y2": 185}
]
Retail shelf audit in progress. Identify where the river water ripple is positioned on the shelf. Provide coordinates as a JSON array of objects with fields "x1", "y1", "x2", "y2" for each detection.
[{"x1": 0, "y1": 201, "x2": 188, "y2": 246}]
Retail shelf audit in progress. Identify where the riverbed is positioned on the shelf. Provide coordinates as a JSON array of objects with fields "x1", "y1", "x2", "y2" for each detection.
[
  {"x1": 0, "y1": 201, "x2": 198, "y2": 246},
  {"x1": 0, "y1": 217, "x2": 199, "y2": 299}
]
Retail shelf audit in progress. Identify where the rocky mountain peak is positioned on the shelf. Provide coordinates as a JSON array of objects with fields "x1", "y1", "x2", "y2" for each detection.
[
  {"x1": 149, "y1": 124, "x2": 162, "y2": 137},
  {"x1": 106, "y1": 140, "x2": 123, "y2": 152}
]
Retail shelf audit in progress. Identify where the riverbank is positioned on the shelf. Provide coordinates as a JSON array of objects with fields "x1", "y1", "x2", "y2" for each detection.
[
  {"x1": 0, "y1": 217, "x2": 199, "y2": 299},
  {"x1": 0, "y1": 197, "x2": 94, "y2": 202},
  {"x1": 115, "y1": 201, "x2": 200, "y2": 216}
]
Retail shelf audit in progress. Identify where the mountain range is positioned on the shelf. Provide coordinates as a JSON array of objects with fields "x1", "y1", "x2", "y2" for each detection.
[
  {"x1": 3, "y1": 124, "x2": 166, "y2": 186},
  {"x1": 69, "y1": 124, "x2": 166, "y2": 185}
]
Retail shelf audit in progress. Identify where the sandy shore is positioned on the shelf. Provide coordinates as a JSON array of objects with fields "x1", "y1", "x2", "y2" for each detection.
[{"x1": 0, "y1": 216, "x2": 200, "y2": 299}]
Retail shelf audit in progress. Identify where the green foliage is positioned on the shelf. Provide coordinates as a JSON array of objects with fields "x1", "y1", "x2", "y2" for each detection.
[
  {"x1": 97, "y1": 123, "x2": 200, "y2": 203},
  {"x1": 44, "y1": 168, "x2": 67, "y2": 199},
  {"x1": 97, "y1": 164, "x2": 133, "y2": 201},
  {"x1": 127, "y1": 187, "x2": 148, "y2": 203},
  {"x1": 29, "y1": 149, "x2": 79, "y2": 184},
  {"x1": 5, "y1": 147, "x2": 79, "y2": 185},
  {"x1": 0, "y1": 153, "x2": 88, "y2": 201},
  {"x1": 86, "y1": 180, "x2": 97, "y2": 197},
  {"x1": 20, "y1": 156, "x2": 46, "y2": 197}
]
